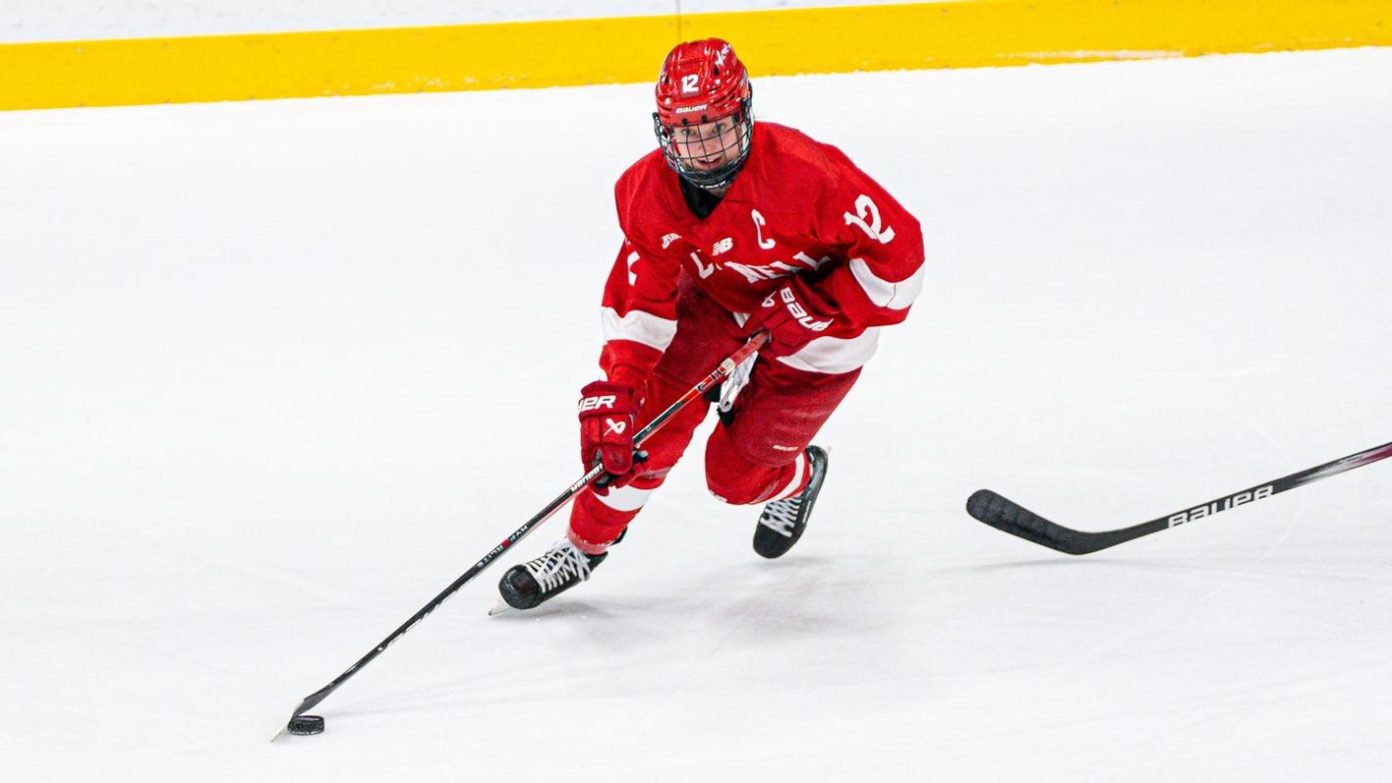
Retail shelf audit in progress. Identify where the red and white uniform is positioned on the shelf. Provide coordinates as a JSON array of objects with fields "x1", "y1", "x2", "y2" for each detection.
[
  {"x1": 600, "y1": 122, "x2": 925, "y2": 389},
  {"x1": 567, "y1": 122, "x2": 925, "y2": 553}
]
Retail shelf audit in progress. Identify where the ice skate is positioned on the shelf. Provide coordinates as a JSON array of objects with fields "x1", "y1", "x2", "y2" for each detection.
[
  {"x1": 497, "y1": 537, "x2": 607, "y2": 610},
  {"x1": 753, "y1": 446, "x2": 828, "y2": 559}
]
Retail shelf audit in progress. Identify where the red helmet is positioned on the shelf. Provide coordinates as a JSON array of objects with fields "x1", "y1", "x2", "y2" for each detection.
[{"x1": 652, "y1": 38, "x2": 755, "y2": 190}]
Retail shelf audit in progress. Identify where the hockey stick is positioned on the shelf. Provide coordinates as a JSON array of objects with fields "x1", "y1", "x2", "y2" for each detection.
[
  {"x1": 272, "y1": 332, "x2": 768, "y2": 740},
  {"x1": 966, "y1": 440, "x2": 1392, "y2": 556}
]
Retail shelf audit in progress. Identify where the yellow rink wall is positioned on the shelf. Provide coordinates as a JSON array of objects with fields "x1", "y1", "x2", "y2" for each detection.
[{"x1": 2, "y1": 0, "x2": 1389, "y2": 111}]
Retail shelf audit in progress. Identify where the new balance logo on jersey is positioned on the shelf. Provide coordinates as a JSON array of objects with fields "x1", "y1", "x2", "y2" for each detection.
[
  {"x1": 578, "y1": 395, "x2": 616, "y2": 412},
  {"x1": 764, "y1": 288, "x2": 831, "y2": 332},
  {"x1": 712, "y1": 237, "x2": 733, "y2": 255},
  {"x1": 661, "y1": 233, "x2": 682, "y2": 249}
]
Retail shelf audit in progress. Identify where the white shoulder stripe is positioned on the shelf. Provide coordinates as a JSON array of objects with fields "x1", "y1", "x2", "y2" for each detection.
[
  {"x1": 848, "y1": 257, "x2": 925, "y2": 310},
  {"x1": 601, "y1": 306, "x2": 678, "y2": 352}
]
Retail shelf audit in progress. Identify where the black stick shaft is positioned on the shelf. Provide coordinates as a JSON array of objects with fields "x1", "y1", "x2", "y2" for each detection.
[
  {"x1": 284, "y1": 333, "x2": 767, "y2": 722},
  {"x1": 967, "y1": 439, "x2": 1392, "y2": 555}
]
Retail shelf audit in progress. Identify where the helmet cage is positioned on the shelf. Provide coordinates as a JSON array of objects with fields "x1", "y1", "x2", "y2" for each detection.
[{"x1": 652, "y1": 93, "x2": 754, "y2": 191}]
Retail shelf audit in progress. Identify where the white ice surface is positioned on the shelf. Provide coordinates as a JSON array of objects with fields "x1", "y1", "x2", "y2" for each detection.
[{"x1": 2, "y1": 48, "x2": 1391, "y2": 782}]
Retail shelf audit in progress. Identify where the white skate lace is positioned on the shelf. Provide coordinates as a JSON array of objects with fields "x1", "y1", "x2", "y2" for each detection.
[
  {"x1": 758, "y1": 496, "x2": 801, "y2": 538},
  {"x1": 524, "y1": 541, "x2": 595, "y2": 593}
]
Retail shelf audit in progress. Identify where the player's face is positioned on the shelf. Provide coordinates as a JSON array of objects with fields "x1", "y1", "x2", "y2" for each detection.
[{"x1": 672, "y1": 117, "x2": 742, "y2": 171}]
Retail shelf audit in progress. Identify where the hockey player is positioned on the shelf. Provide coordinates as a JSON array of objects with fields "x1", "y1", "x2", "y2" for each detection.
[{"x1": 499, "y1": 38, "x2": 924, "y2": 610}]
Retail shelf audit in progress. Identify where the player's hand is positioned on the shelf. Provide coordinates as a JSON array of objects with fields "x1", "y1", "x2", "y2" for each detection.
[
  {"x1": 577, "y1": 380, "x2": 643, "y2": 493},
  {"x1": 746, "y1": 280, "x2": 838, "y2": 357}
]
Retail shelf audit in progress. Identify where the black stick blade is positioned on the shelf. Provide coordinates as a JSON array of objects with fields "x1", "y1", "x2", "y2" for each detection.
[
  {"x1": 966, "y1": 489, "x2": 1162, "y2": 555},
  {"x1": 967, "y1": 489, "x2": 1088, "y2": 555}
]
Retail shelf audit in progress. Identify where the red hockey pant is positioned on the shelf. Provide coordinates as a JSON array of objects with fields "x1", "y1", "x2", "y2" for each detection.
[{"x1": 568, "y1": 282, "x2": 859, "y2": 552}]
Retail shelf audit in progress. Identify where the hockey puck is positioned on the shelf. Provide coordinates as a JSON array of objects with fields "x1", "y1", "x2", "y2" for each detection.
[{"x1": 287, "y1": 714, "x2": 324, "y2": 735}]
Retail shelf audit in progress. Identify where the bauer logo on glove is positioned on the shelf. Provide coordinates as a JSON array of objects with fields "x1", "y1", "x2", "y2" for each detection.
[
  {"x1": 748, "y1": 281, "x2": 840, "y2": 357},
  {"x1": 578, "y1": 394, "x2": 618, "y2": 413},
  {"x1": 577, "y1": 380, "x2": 644, "y2": 493},
  {"x1": 761, "y1": 286, "x2": 832, "y2": 332}
]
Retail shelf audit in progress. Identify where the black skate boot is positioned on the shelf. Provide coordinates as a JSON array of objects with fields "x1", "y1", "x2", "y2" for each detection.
[
  {"x1": 498, "y1": 538, "x2": 607, "y2": 610},
  {"x1": 753, "y1": 445, "x2": 829, "y2": 559}
]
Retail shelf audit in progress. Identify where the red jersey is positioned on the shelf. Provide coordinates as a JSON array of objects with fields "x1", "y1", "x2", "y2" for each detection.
[{"x1": 599, "y1": 122, "x2": 924, "y2": 388}]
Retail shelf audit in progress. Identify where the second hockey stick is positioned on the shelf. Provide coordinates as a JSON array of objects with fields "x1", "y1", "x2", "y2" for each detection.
[{"x1": 966, "y1": 439, "x2": 1392, "y2": 555}]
